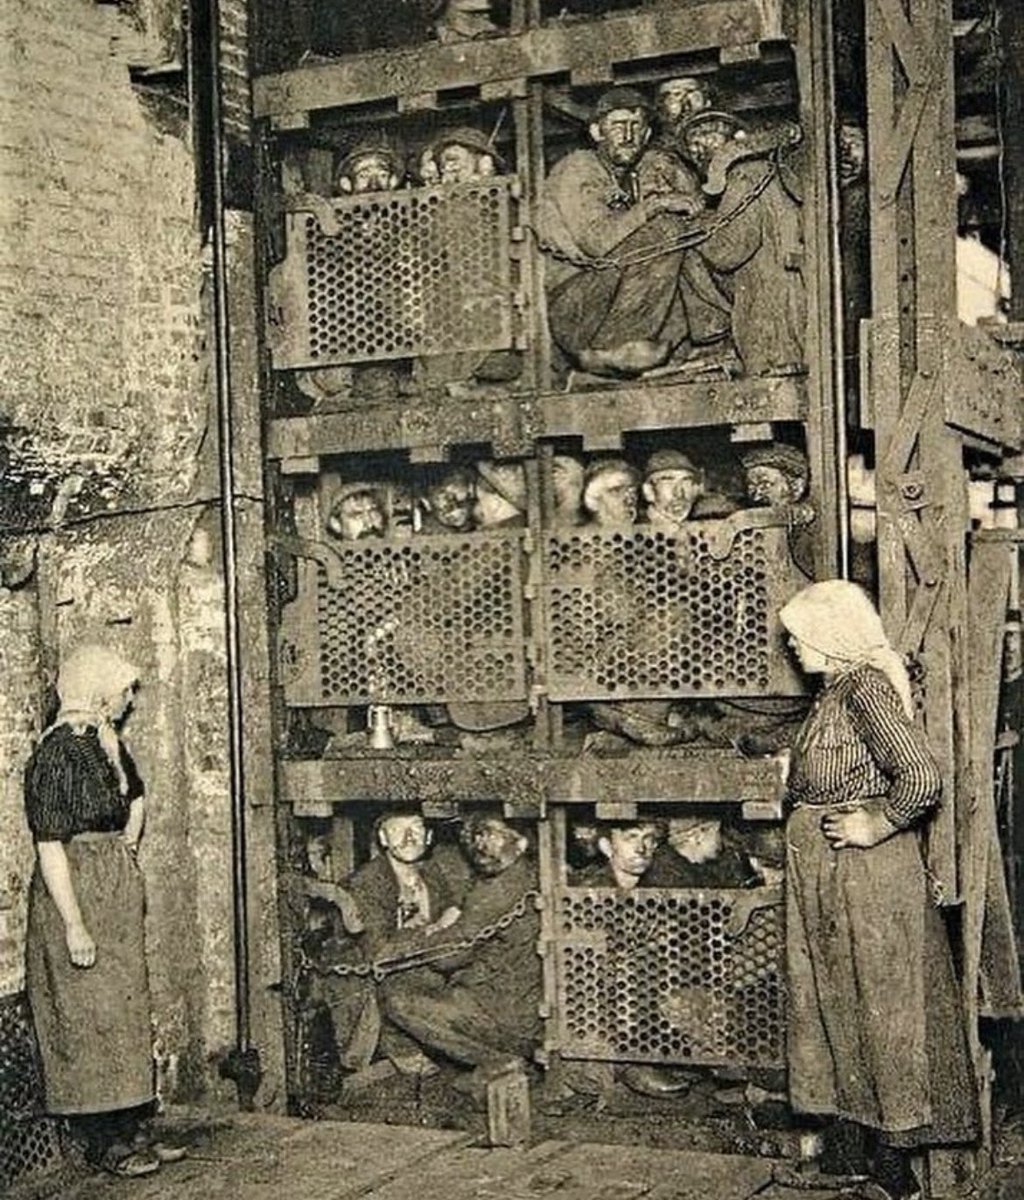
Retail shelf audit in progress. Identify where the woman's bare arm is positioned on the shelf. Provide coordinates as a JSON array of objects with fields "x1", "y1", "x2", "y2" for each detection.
[
  {"x1": 36, "y1": 841, "x2": 95, "y2": 967},
  {"x1": 122, "y1": 796, "x2": 145, "y2": 850}
]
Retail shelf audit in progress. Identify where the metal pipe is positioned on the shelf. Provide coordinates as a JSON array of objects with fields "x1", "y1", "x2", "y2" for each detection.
[{"x1": 195, "y1": 0, "x2": 262, "y2": 1107}]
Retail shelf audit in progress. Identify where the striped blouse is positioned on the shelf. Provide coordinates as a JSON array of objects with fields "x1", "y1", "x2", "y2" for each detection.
[{"x1": 787, "y1": 664, "x2": 942, "y2": 828}]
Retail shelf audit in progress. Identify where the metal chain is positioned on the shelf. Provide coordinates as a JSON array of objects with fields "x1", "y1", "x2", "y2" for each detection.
[
  {"x1": 310, "y1": 889, "x2": 540, "y2": 984},
  {"x1": 530, "y1": 153, "x2": 782, "y2": 273}
]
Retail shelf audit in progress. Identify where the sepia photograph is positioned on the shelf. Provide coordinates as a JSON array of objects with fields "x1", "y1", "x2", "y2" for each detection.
[{"x1": 0, "y1": 1, "x2": 1021, "y2": 1198}]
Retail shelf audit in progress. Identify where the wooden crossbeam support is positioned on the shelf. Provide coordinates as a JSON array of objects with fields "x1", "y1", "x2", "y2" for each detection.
[
  {"x1": 864, "y1": 1, "x2": 1023, "y2": 1176},
  {"x1": 254, "y1": 2, "x2": 784, "y2": 122},
  {"x1": 866, "y1": 0, "x2": 961, "y2": 900},
  {"x1": 965, "y1": 542, "x2": 1023, "y2": 1030}
]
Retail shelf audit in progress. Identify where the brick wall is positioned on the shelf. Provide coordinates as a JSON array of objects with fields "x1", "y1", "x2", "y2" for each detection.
[
  {"x1": 220, "y1": 0, "x2": 252, "y2": 141},
  {"x1": 0, "y1": 0, "x2": 276, "y2": 1106}
]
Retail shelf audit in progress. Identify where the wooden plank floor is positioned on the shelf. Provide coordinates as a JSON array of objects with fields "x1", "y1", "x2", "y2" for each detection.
[{"x1": 47, "y1": 1113, "x2": 863, "y2": 1200}]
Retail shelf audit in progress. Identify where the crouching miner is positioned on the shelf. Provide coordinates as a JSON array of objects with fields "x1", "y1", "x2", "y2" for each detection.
[{"x1": 382, "y1": 814, "x2": 541, "y2": 1098}]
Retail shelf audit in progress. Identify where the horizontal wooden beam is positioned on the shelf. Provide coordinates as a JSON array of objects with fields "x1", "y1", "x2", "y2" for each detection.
[
  {"x1": 280, "y1": 749, "x2": 788, "y2": 809},
  {"x1": 266, "y1": 376, "x2": 808, "y2": 461},
  {"x1": 254, "y1": 1, "x2": 785, "y2": 123}
]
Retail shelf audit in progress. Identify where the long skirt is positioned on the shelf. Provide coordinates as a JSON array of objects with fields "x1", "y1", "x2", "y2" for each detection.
[
  {"x1": 786, "y1": 806, "x2": 979, "y2": 1145},
  {"x1": 26, "y1": 833, "x2": 155, "y2": 1114}
]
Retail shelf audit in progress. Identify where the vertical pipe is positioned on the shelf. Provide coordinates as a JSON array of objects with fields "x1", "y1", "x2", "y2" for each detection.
[{"x1": 193, "y1": 0, "x2": 262, "y2": 1105}]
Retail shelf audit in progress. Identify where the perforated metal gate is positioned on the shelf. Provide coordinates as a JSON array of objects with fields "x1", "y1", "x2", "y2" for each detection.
[
  {"x1": 552, "y1": 887, "x2": 784, "y2": 1068},
  {"x1": 0, "y1": 993, "x2": 63, "y2": 1191},
  {"x1": 542, "y1": 521, "x2": 806, "y2": 700},
  {"x1": 267, "y1": 180, "x2": 518, "y2": 369},
  {"x1": 279, "y1": 531, "x2": 528, "y2": 706}
]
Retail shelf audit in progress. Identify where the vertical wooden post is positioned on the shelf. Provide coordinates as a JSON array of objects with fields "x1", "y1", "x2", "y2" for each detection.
[
  {"x1": 865, "y1": 0, "x2": 963, "y2": 898},
  {"x1": 794, "y1": 0, "x2": 843, "y2": 579},
  {"x1": 863, "y1": 0, "x2": 1010, "y2": 1183},
  {"x1": 1002, "y1": 0, "x2": 1024, "y2": 323}
]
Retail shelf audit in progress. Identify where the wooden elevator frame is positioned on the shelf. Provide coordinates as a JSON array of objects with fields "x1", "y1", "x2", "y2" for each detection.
[
  {"x1": 246, "y1": 0, "x2": 1024, "y2": 1180},
  {"x1": 862, "y1": 0, "x2": 1023, "y2": 1176}
]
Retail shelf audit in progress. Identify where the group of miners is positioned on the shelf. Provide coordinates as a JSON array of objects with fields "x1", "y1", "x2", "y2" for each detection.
[
  {"x1": 331, "y1": 126, "x2": 503, "y2": 199},
  {"x1": 324, "y1": 441, "x2": 813, "y2": 546},
  {"x1": 302, "y1": 810, "x2": 540, "y2": 1099},
  {"x1": 300, "y1": 803, "x2": 778, "y2": 1103},
  {"x1": 540, "y1": 78, "x2": 805, "y2": 379},
  {"x1": 314, "y1": 75, "x2": 804, "y2": 389}
]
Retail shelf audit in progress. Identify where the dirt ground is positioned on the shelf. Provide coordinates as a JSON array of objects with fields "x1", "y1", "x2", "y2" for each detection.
[{"x1": 8, "y1": 1108, "x2": 1023, "y2": 1200}]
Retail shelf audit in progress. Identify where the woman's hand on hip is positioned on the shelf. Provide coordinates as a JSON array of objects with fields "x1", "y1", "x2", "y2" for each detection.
[
  {"x1": 65, "y1": 921, "x2": 96, "y2": 968},
  {"x1": 821, "y1": 805, "x2": 898, "y2": 850}
]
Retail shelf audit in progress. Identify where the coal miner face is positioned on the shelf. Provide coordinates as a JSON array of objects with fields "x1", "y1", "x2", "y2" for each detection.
[
  {"x1": 681, "y1": 114, "x2": 745, "y2": 173},
  {"x1": 598, "y1": 822, "x2": 660, "y2": 881},
  {"x1": 327, "y1": 487, "x2": 387, "y2": 541},
  {"x1": 667, "y1": 817, "x2": 723, "y2": 865},
  {"x1": 335, "y1": 146, "x2": 402, "y2": 195},
  {"x1": 438, "y1": 142, "x2": 496, "y2": 184},
  {"x1": 591, "y1": 107, "x2": 652, "y2": 169},
  {"x1": 741, "y1": 446, "x2": 809, "y2": 506},
  {"x1": 427, "y1": 469, "x2": 475, "y2": 531},
  {"x1": 745, "y1": 464, "x2": 795, "y2": 506},
  {"x1": 838, "y1": 124, "x2": 866, "y2": 187},
  {"x1": 417, "y1": 146, "x2": 441, "y2": 186},
  {"x1": 461, "y1": 815, "x2": 528, "y2": 877},
  {"x1": 583, "y1": 462, "x2": 640, "y2": 527},
  {"x1": 656, "y1": 77, "x2": 712, "y2": 125},
  {"x1": 644, "y1": 463, "x2": 705, "y2": 524},
  {"x1": 551, "y1": 455, "x2": 585, "y2": 517},
  {"x1": 377, "y1": 813, "x2": 431, "y2": 865}
]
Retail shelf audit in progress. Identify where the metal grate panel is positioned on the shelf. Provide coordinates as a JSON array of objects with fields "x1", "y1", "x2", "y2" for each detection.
[
  {"x1": 543, "y1": 522, "x2": 806, "y2": 700},
  {"x1": 268, "y1": 181, "x2": 517, "y2": 369},
  {"x1": 0, "y1": 993, "x2": 63, "y2": 1190},
  {"x1": 553, "y1": 888, "x2": 784, "y2": 1068},
  {"x1": 281, "y1": 532, "x2": 527, "y2": 706}
]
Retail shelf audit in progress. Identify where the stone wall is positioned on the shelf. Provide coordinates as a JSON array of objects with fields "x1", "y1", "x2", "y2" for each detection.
[{"x1": 0, "y1": 0, "x2": 281, "y2": 1106}]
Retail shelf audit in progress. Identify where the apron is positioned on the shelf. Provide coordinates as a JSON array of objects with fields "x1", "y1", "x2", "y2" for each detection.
[
  {"x1": 26, "y1": 833, "x2": 154, "y2": 1114},
  {"x1": 786, "y1": 804, "x2": 978, "y2": 1143}
]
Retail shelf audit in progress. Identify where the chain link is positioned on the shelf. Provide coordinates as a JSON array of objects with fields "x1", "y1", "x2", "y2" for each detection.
[
  {"x1": 307, "y1": 889, "x2": 540, "y2": 984},
  {"x1": 530, "y1": 153, "x2": 782, "y2": 274}
]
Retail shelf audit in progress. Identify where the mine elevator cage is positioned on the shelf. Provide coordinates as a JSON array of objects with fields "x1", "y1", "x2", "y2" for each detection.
[{"x1": 248, "y1": 0, "x2": 1024, "y2": 1169}]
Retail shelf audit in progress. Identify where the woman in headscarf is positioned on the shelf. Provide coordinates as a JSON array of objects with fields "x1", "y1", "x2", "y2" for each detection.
[
  {"x1": 24, "y1": 644, "x2": 183, "y2": 1177},
  {"x1": 778, "y1": 581, "x2": 978, "y2": 1200}
]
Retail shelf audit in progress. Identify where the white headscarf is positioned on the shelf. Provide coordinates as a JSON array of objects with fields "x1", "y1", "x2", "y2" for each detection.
[
  {"x1": 44, "y1": 644, "x2": 141, "y2": 795},
  {"x1": 778, "y1": 580, "x2": 914, "y2": 719}
]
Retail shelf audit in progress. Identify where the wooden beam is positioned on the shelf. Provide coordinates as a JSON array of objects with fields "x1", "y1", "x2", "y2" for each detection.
[
  {"x1": 1002, "y1": 0, "x2": 1024, "y2": 320},
  {"x1": 253, "y1": 2, "x2": 784, "y2": 121}
]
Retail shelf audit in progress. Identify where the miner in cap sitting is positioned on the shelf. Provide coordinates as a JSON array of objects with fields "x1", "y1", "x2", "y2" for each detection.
[
  {"x1": 414, "y1": 128, "x2": 521, "y2": 394},
  {"x1": 740, "y1": 442, "x2": 815, "y2": 579},
  {"x1": 442, "y1": 461, "x2": 531, "y2": 736},
  {"x1": 578, "y1": 458, "x2": 688, "y2": 747},
  {"x1": 642, "y1": 448, "x2": 736, "y2": 531},
  {"x1": 541, "y1": 87, "x2": 729, "y2": 378},
  {"x1": 326, "y1": 482, "x2": 387, "y2": 541},
  {"x1": 382, "y1": 814, "x2": 541, "y2": 1098},
  {"x1": 333, "y1": 134, "x2": 405, "y2": 196},
  {"x1": 680, "y1": 108, "x2": 806, "y2": 377},
  {"x1": 429, "y1": 126, "x2": 504, "y2": 185}
]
